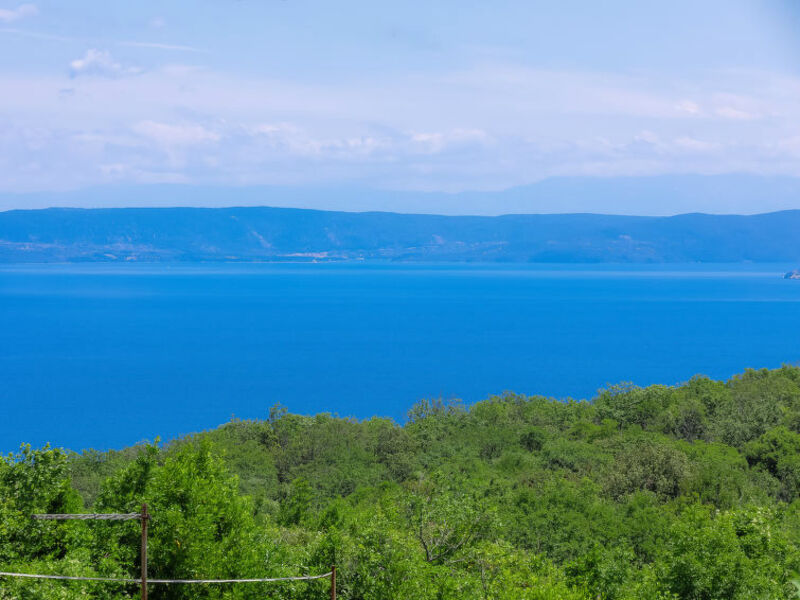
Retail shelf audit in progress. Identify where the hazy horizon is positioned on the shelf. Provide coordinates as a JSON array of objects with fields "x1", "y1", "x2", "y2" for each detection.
[
  {"x1": 2, "y1": 1, "x2": 800, "y2": 215},
  {"x1": 4, "y1": 173, "x2": 800, "y2": 216}
]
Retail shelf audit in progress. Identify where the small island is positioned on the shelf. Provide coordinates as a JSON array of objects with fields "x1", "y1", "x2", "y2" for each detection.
[{"x1": 785, "y1": 269, "x2": 800, "y2": 280}]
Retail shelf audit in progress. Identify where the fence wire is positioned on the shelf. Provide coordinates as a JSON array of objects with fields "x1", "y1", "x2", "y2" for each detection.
[
  {"x1": 8, "y1": 510, "x2": 335, "y2": 593},
  {"x1": 0, "y1": 571, "x2": 333, "y2": 584},
  {"x1": 32, "y1": 513, "x2": 142, "y2": 521}
]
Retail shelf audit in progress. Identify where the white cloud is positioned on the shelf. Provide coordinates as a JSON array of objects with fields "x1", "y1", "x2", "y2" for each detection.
[
  {"x1": 0, "y1": 3, "x2": 38, "y2": 23},
  {"x1": 252, "y1": 123, "x2": 295, "y2": 136},
  {"x1": 715, "y1": 106, "x2": 756, "y2": 120},
  {"x1": 411, "y1": 129, "x2": 489, "y2": 153},
  {"x1": 634, "y1": 130, "x2": 660, "y2": 145},
  {"x1": 249, "y1": 122, "x2": 390, "y2": 158},
  {"x1": 675, "y1": 100, "x2": 701, "y2": 115},
  {"x1": 69, "y1": 49, "x2": 142, "y2": 78},
  {"x1": 410, "y1": 132, "x2": 445, "y2": 151},
  {"x1": 672, "y1": 136, "x2": 719, "y2": 152},
  {"x1": 1, "y1": 60, "x2": 800, "y2": 192},
  {"x1": 132, "y1": 121, "x2": 220, "y2": 146}
]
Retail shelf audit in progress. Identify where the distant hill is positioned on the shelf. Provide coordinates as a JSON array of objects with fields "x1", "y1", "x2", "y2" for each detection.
[
  {"x1": 2, "y1": 206, "x2": 800, "y2": 262},
  {"x1": 3, "y1": 175, "x2": 800, "y2": 215}
]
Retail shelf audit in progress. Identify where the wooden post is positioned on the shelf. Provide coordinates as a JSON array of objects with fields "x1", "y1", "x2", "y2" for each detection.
[
  {"x1": 140, "y1": 504, "x2": 149, "y2": 600},
  {"x1": 330, "y1": 564, "x2": 336, "y2": 600}
]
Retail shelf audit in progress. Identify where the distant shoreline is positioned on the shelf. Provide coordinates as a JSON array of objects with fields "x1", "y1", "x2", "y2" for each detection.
[{"x1": 3, "y1": 205, "x2": 800, "y2": 264}]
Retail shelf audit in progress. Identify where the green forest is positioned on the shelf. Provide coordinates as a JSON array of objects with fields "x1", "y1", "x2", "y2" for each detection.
[{"x1": 3, "y1": 367, "x2": 800, "y2": 599}]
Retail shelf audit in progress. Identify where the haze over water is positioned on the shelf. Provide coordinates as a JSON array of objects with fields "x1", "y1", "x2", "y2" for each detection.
[{"x1": 1, "y1": 262, "x2": 798, "y2": 451}]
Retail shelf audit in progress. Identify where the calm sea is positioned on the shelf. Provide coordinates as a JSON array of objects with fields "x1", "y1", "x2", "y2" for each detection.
[{"x1": 1, "y1": 263, "x2": 799, "y2": 452}]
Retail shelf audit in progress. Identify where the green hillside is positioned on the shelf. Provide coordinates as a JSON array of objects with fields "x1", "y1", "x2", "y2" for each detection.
[{"x1": 3, "y1": 367, "x2": 800, "y2": 598}]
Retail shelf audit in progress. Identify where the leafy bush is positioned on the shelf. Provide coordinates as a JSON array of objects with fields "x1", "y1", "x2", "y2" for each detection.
[{"x1": 2, "y1": 367, "x2": 800, "y2": 599}]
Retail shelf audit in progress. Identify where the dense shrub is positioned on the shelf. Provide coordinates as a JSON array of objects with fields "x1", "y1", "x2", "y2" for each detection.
[{"x1": 2, "y1": 367, "x2": 800, "y2": 599}]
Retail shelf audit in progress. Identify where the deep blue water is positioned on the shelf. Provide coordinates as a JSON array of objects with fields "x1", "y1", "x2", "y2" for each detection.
[{"x1": 1, "y1": 263, "x2": 799, "y2": 452}]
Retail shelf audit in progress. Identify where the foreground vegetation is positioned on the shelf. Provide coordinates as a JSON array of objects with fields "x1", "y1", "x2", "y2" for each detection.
[{"x1": 3, "y1": 367, "x2": 800, "y2": 599}]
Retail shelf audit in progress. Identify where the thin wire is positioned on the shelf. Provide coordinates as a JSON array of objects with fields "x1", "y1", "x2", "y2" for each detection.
[
  {"x1": 31, "y1": 513, "x2": 142, "y2": 521},
  {"x1": 0, "y1": 571, "x2": 333, "y2": 584},
  {"x1": 0, "y1": 572, "x2": 137, "y2": 583},
  {"x1": 18, "y1": 513, "x2": 332, "y2": 585},
  {"x1": 149, "y1": 573, "x2": 333, "y2": 584}
]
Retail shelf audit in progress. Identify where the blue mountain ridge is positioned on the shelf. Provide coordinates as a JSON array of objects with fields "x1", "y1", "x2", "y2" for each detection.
[
  {"x1": 4, "y1": 175, "x2": 800, "y2": 215},
  {"x1": 2, "y1": 206, "x2": 800, "y2": 263}
]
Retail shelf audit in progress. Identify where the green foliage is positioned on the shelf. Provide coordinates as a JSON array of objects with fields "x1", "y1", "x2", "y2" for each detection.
[
  {"x1": 713, "y1": 368, "x2": 800, "y2": 447},
  {"x1": 94, "y1": 440, "x2": 273, "y2": 599},
  {"x1": 595, "y1": 383, "x2": 672, "y2": 430},
  {"x1": 745, "y1": 427, "x2": 800, "y2": 502},
  {"x1": 658, "y1": 504, "x2": 794, "y2": 600},
  {"x1": 604, "y1": 436, "x2": 691, "y2": 500},
  {"x1": 3, "y1": 366, "x2": 800, "y2": 599}
]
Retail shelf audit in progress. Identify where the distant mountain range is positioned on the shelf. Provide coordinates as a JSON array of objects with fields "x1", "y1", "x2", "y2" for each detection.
[
  {"x1": 2, "y1": 206, "x2": 800, "y2": 263},
  {"x1": 3, "y1": 175, "x2": 800, "y2": 215}
]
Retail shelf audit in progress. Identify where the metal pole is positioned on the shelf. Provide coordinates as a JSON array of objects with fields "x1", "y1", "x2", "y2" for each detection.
[
  {"x1": 141, "y1": 504, "x2": 149, "y2": 600},
  {"x1": 330, "y1": 564, "x2": 336, "y2": 600}
]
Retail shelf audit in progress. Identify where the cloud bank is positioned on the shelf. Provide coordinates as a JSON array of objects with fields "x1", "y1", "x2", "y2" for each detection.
[
  {"x1": 1, "y1": 61, "x2": 798, "y2": 193},
  {"x1": 1, "y1": 1, "x2": 799, "y2": 197}
]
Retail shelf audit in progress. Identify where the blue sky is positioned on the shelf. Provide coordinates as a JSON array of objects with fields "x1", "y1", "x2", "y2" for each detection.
[{"x1": 1, "y1": 1, "x2": 800, "y2": 207}]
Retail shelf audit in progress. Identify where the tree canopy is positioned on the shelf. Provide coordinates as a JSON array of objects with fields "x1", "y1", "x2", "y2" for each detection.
[{"x1": 3, "y1": 366, "x2": 800, "y2": 599}]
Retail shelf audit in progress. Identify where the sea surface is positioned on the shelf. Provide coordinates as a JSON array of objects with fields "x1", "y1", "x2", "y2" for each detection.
[{"x1": 1, "y1": 263, "x2": 799, "y2": 452}]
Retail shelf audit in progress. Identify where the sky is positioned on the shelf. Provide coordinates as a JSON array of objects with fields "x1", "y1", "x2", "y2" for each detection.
[{"x1": 1, "y1": 0, "x2": 800, "y2": 211}]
